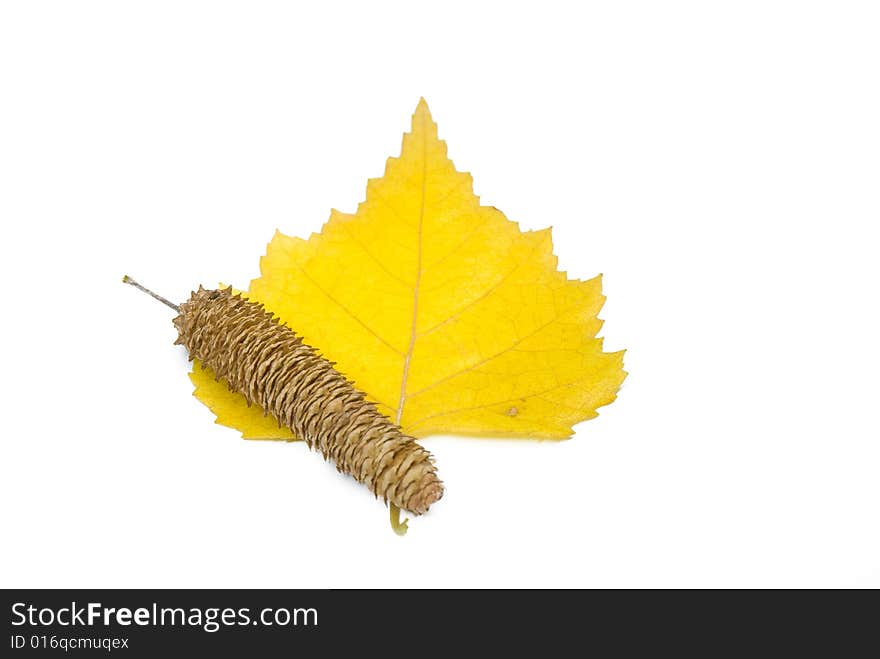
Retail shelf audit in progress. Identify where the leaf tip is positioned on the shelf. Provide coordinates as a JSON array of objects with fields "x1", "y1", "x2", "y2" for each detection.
[{"x1": 412, "y1": 97, "x2": 435, "y2": 129}]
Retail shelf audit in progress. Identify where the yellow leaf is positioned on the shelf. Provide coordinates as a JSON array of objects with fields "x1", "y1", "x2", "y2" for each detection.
[
  {"x1": 189, "y1": 363, "x2": 296, "y2": 440},
  {"x1": 190, "y1": 99, "x2": 625, "y2": 440}
]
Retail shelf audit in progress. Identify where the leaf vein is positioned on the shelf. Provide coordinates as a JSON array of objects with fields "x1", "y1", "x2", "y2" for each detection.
[
  {"x1": 418, "y1": 240, "x2": 544, "y2": 337},
  {"x1": 406, "y1": 300, "x2": 582, "y2": 399},
  {"x1": 338, "y1": 222, "x2": 413, "y2": 288},
  {"x1": 294, "y1": 264, "x2": 404, "y2": 356},
  {"x1": 394, "y1": 113, "x2": 428, "y2": 424},
  {"x1": 408, "y1": 377, "x2": 590, "y2": 428}
]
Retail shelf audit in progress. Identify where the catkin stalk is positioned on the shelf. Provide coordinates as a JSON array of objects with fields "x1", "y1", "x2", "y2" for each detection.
[{"x1": 172, "y1": 286, "x2": 443, "y2": 515}]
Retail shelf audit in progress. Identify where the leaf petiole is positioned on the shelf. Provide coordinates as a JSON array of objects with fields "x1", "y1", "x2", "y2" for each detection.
[{"x1": 390, "y1": 504, "x2": 409, "y2": 536}]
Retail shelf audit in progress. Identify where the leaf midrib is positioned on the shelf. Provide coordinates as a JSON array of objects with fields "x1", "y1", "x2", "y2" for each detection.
[{"x1": 394, "y1": 113, "x2": 428, "y2": 425}]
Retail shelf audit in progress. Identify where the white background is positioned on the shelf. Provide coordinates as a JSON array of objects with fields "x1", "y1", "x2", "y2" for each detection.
[{"x1": 1, "y1": 1, "x2": 878, "y2": 588}]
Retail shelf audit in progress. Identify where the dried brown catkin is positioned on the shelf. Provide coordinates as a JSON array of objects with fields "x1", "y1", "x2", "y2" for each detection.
[{"x1": 173, "y1": 286, "x2": 443, "y2": 515}]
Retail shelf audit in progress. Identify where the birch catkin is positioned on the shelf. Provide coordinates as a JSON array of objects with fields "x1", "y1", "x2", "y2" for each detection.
[{"x1": 172, "y1": 286, "x2": 443, "y2": 515}]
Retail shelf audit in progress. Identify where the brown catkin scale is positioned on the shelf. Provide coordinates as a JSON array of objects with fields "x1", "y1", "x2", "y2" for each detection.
[{"x1": 172, "y1": 286, "x2": 443, "y2": 515}]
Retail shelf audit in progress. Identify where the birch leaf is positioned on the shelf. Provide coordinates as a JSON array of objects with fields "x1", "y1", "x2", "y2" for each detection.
[{"x1": 190, "y1": 99, "x2": 625, "y2": 439}]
